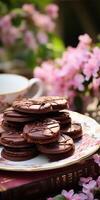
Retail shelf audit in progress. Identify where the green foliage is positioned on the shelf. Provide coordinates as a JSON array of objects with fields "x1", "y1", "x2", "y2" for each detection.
[
  {"x1": 31, "y1": 0, "x2": 53, "y2": 9},
  {"x1": 11, "y1": 9, "x2": 25, "y2": 26},
  {"x1": 25, "y1": 50, "x2": 37, "y2": 68},
  {"x1": 74, "y1": 95, "x2": 84, "y2": 113},
  {"x1": 53, "y1": 194, "x2": 66, "y2": 200},
  {"x1": 38, "y1": 44, "x2": 52, "y2": 61},
  {"x1": 0, "y1": 0, "x2": 53, "y2": 10},
  {"x1": 0, "y1": 1, "x2": 8, "y2": 15},
  {"x1": 50, "y1": 35, "x2": 65, "y2": 58},
  {"x1": 95, "y1": 43, "x2": 100, "y2": 47}
]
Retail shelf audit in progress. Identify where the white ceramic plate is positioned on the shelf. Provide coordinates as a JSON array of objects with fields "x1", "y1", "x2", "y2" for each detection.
[{"x1": 0, "y1": 111, "x2": 99, "y2": 171}]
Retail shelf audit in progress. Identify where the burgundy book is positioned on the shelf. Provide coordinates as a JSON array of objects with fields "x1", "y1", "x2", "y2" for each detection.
[{"x1": 0, "y1": 156, "x2": 99, "y2": 200}]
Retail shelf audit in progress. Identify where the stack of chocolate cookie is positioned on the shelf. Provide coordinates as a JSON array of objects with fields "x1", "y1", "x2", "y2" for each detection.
[{"x1": 0, "y1": 96, "x2": 83, "y2": 161}]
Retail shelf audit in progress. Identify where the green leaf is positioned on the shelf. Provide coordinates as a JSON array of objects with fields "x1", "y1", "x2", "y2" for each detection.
[
  {"x1": 11, "y1": 8, "x2": 25, "y2": 16},
  {"x1": 37, "y1": 44, "x2": 53, "y2": 60},
  {"x1": 37, "y1": 45, "x2": 47, "y2": 59},
  {"x1": 31, "y1": 0, "x2": 53, "y2": 9},
  {"x1": 95, "y1": 42, "x2": 100, "y2": 47},
  {"x1": 8, "y1": 0, "x2": 53, "y2": 10},
  {"x1": 50, "y1": 35, "x2": 65, "y2": 58},
  {"x1": 25, "y1": 50, "x2": 37, "y2": 68},
  {"x1": 11, "y1": 9, "x2": 25, "y2": 26},
  {"x1": 53, "y1": 194, "x2": 66, "y2": 200},
  {"x1": 0, "y1": 1, "x2": 8, "y2": 15}
]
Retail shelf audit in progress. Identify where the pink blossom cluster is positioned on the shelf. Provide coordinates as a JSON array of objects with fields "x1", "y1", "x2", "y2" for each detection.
[
  {"x1": 34, "y1": 34, "x2": 100, "y2": 105},
  {"x1": 47, "y1": 154, "x2": 100, "y2": 200},
  {"x1": 0, "y1": 15, "x2": 19, "y2": 46},
  {"x1": 0, "y1": 4, "x2": 58, "y2": 48}
]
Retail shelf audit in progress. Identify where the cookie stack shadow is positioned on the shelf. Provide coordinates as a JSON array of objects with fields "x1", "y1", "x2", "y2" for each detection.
[{"x1": 0, "y1": 96, "x2": 83, "y2": 161}]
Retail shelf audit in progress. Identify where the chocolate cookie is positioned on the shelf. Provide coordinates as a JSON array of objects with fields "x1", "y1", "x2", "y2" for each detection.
[
  {"x1": 1, "y1": 131, "x2": 38, "y2": 161},
  {"x1": 23, "y1": 119, "x2": 60, "y2": 144},
  {"x1": 3, "y1": 107, "x2": 35, "y2": 122},
  {"x1": 39, "y1": 96, "x2": 68, "y2": 111},
  {"x1": 37, "y1": 134, "x2": 74, "y2": 155},
  {"x1": 47, "y1": 110, "x2": 71, "y2": 127},
  {"x1": 1, "y1": 147, "x2": 37, "y2": 161},
  {"x1": 2, "y1": 120, "x2": 25, "y2": 131},
  {"x1": 13, "y1": 96, "x2": 68, "y2": 114},
  {"x1": 61, "y1": 123, "x2": 83, "y2": 140},
  {"x1": 0, "y1": 131, "x2": 34, "y2": 148}
]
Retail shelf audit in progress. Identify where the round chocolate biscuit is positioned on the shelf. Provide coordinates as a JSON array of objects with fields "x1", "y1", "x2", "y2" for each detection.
[
  {"x1": 39, "y1": 96, "x2": 68, "y2": 111},
  {"x1": 3, "y1": 107, "x2": 35, "y2": 122},
  {"x1": 2, "y1": 120, "x2": 25, "y2": 131},
  {"x1": 61, "y1": 123, "x2": 83, "y2": 140},
  {"x1": 13, "y1": 96, "x2": 68, "y2": 114},
  {"x1": 0, "y1": 131, "x2": 33, "y2": 148},
  {"x1": 1, "y1": 147, "x2": 37, "y2": 161},
  {"x1": 47, "y1": 110, "x2": 71, "y2": 127},
  {"x1": 37, "y1": 134, "x2": 74, "y2": 155},
  {"x1": 23, "y1": 119, "x2": 60, "y2": 144}
]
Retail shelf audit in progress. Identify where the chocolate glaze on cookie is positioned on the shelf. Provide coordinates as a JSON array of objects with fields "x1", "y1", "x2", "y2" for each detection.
[
  {"x1": 47, "y1": 110, "x2": 71, "y2": 127},
  {"x1": 3, "y1": 107, "x2": 35, "y2": 122},
  {"x1": 23, "y1": 118, "x2": 60, "y2": 144},
  {"x1": 13, "y1": 96, "x2": 68, "y2": 114},
  {"x1": 1, "y1": 130, "x2": 38, "y2": 161},
  {"x1": 61, "y1": 123, "x2": 83, "y2": 140},
  {"x1": 37, "y1": 134, "x2": 74, "y2": 154},
  {"x1": 0, "y1": 131, "x2": 34, "y2": 148},
  {"x1": 2, "y1": 120, "x2": 25, "y2": 131}
]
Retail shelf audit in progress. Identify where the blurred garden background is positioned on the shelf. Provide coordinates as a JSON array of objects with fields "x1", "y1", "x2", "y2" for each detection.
[{"x1": 0, "y1": 0, "x2": 100, "y2": 115}]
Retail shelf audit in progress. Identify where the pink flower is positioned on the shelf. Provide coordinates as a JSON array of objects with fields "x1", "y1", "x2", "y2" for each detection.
[
  {"x1": 83, "y1": 54, "x2": 100, "y2": 80},
  {"x1": 78, "y1": 34, "x2": 92, "y2": 49},
  {"x1": 93, "y1": 154, "x2": 100, "y2": 167},
  {"x1": 0, "y1": 15, "x2": 11, "y2": 30},
  {"x1": 82, "y1": 180, "x2": 97, "y2": 192},
  {"x1": 45, "y1": 4, "x2": 59, "y2": 19},
  {"x1": 33, "y1": 12, "x2": 55, "y2": 32},
  {"x1": 22, "y1": 4, "x2": 35, "y2": 15},
  {"x1": 37, "y1": 31, "x2": 48, "y2": 44},
  {"x1": 93, "y1": 47, "x2": 100, "y2": 60},
  {"x1": 83, "y1": 47, "x2": 100, "y2": 80},
  {"x1": 84, "y1": 191, "x2": 94, "y2": 200},
  {"x1": 72, "y1": 74, "x2": 84, "y2": 91},
  {"x1": 1, "y1": 27, "x2": 19, "y2": 46},
  {"x1": 34, "y1": 61, "x2": 59, "y2": 95},
  {"x1": 24, "y1": 31, "x2": 37, "y2": 50},
  {"x1": 96, "y1": 176, "x2": 100, "y2": 188},
  {"x1": 0, "y1": 14, "x2": 20, "y2": 46},
  {"x1": 61, "y1": 189, "x2": 74, "y2": 199},
  {"x1": 79, "y1": 177, "x2": 93, "y2": 186},
  {"x1": 34, "y1": 33, "x2": 100, "y2": 107},
  {"x1": 72, "y1": 193, "x2": 87, "y2": 200},
  {"x1": 81, "y1": 179, "x2": 96, "y2": 200},
  {"x1": 34, "y1": 61, "x2": 56, "y2": 83}
]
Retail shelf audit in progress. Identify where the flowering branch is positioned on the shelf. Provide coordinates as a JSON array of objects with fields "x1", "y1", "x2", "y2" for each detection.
[{"x1": 34, "y1": 34, "x2": 100, "y2": 110}]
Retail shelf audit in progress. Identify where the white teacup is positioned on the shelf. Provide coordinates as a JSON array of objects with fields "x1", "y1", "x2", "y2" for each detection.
[{"x1": 0, "y1": 74, "x2": 43, "y2": 111}]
